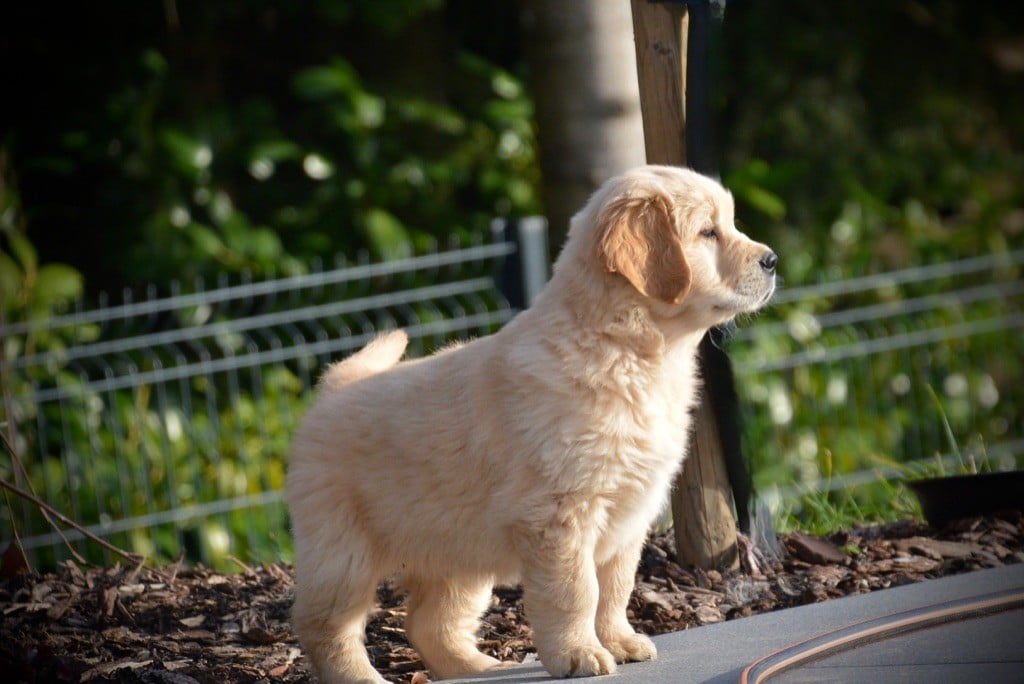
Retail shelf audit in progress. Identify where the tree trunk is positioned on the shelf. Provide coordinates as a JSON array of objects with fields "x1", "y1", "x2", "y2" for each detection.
[{"x1": 520, "y1": 0, "x2": 647, "y2": 249}]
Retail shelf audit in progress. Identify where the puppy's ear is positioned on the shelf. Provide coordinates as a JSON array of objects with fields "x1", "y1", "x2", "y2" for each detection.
[{"x1": 596, "y1": 194, "x2": 691, "y2": 303}]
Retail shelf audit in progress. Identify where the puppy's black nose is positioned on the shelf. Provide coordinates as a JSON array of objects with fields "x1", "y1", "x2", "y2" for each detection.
[{"x1": 759, "y1": 251, "x2": 778, "y2": 273}]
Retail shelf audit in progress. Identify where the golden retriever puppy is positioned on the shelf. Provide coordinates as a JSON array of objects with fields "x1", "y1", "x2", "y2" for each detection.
[{"x1": 287, "y1": 165, "x2": 777, "y2": 683}]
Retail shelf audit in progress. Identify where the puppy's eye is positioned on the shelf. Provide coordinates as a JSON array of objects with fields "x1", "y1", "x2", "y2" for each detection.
[{"x1": 700, "y1": 227, "x2": 718, "y2": 240}]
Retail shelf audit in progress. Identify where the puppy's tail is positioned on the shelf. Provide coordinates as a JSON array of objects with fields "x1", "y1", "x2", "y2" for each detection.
[{"x1": 317, "y1": 330, "x2": 409, "y2": 392}]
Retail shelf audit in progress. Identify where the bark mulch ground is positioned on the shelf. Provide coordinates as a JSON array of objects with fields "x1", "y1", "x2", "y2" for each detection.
[{"x1": 2, "y1": 512, "x2": 1021, "y2": 684}]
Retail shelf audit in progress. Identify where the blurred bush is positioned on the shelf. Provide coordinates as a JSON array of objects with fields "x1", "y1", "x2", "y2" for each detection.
[
  {"x1": 719, "y1": 2, "x2": 1023, "y2": 279},
  {"x1": 2, "y1": 1, "x2": 1023, "y2": 559},
  {"x1": 2, "y1": 1, "x2": 538, "y2": 292},
  {"x1": 715, "y1": 3, "x2": 1024, "y2": 526}
]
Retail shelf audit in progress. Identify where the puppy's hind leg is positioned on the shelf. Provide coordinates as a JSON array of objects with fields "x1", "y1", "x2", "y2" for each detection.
[
  {"x1": 404, "y1": 575, "x2": 504, "y2": 679},
  {"x1": 292, "y1": 539, "x2": 385, "y2": 684}
]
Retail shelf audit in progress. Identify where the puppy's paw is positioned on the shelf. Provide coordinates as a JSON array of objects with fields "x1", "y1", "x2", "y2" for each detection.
[
  {"x1": 543, "y1": 644, "x2": 617, "y2": 678},
  {"x1": 428, "y1": 653, "x2": 504, "y2": 680},
  {"x1": 602, "y1": 632, "x2": 657, "y2": 664}
]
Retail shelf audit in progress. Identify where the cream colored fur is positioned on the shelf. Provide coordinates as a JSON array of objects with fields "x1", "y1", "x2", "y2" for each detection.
[{"x1": 286, "y1": 165, "x2": 777, "y2": 683}]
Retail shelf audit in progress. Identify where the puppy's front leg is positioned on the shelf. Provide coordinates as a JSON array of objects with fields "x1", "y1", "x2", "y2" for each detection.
[
  {"x1": 520, "y1": 532, "x2": 617, "y2": 678},
  {"x1": 596, "y1": 541, "x2": 657, "y2": 663}
]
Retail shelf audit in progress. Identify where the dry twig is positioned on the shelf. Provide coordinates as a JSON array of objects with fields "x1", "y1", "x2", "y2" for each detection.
[{"x1": 0, "y1": 472, "x2": 148, "y2": 570}]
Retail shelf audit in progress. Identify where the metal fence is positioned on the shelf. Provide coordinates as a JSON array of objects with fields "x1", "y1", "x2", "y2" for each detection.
[
  {"x1": 729, "y1": 248, "x2": 1024, "y2": 512},
  {"x1": 1, "y1": 221, "x2": 548, "y2": 569},
  {"x1": 2, "y1": 235, "x2": 1022, "y2": 569}
]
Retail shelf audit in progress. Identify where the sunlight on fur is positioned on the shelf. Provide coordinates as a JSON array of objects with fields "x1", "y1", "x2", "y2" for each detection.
[{"x1": 286, "y1": 165, "x2": 777, "y2": 683}]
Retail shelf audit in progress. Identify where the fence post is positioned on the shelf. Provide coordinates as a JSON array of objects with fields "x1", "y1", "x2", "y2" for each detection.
[
  {"x1": 631, "y1": 0, "x2": 741, "y2": 570},
  {"x1": 492, "y1": 217, "x2": 551, "y2": 309}
]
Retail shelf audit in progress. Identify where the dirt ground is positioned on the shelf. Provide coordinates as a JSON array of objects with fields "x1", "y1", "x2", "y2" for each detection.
[{"x1": 1, "y1": 513, "x2": 1021, "y2": 684}]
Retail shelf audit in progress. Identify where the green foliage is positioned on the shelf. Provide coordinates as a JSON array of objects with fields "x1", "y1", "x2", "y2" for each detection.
[
  {"x1": 3, "y1": 0, "x2": 1023, "y2": 560},
  {"x1": 126, "y1": 44, "x2": 540, "y2": 283},
  {"x1": 721, "y1": 3, "x2": 1023, "y2": 279},
  {"x1": 772, "y1": 479, "x2": 923, "y2": 537},
  {"x1": 279, "y1": 52, "x2": 539, "y2": 262},
  {"x1": 4, "y1": 3, "x2": 539, "y2": 291},
  {"x1": 5, "y1": 334, "x2": 306, "y2": 571},
  {"x1": 715, "y1": 2, "x2": 1024, "y2": 533},
  {"x1": 732, "y1": 272, "x2": 1023, "y2": 533},
  {"x1": 0, "y1": 158, "x2": 84, "y2": 319}
]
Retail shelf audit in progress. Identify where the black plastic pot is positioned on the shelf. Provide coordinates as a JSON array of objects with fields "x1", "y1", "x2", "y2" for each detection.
[{"x1": 906, "y1": 470, "x2": 1024, "y2": 529}]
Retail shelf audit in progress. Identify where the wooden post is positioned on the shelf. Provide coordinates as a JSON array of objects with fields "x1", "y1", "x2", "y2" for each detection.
[
  {"x1": 629, "y1": 1, "x2": 688, "y2": 166},
  {"x1": 630, "y1": 0, "x2": 740, "y2": 570}
]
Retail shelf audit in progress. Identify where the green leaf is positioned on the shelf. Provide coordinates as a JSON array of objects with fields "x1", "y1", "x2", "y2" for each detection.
[
  {"x1": 8, "y1": 233, "x2": 37, "y2": 274},
  {"x1": 395, "y1": 98, "x2": 466, "y2": 135},
  {"x1": 293, "y1": 58, "x2": 361, "y2": 100},
  {"x1": 160, "y1": 129, "x2": 211, "y2": 176},
  {"x1": 738, "y1": 185, "x2": 787, "y2": 220},
  {"x1": 0, "y1": 251, "x2": 23, "y2": 310},
  {"x1": 456, "y1": 51, "x2": 492, "y2": 78},
  {"x1": 249, "y1": 227, "x2": 283, "y2": 263},
  {"x1": 491, "y1": 70, "x2": 522, "y2": 100},
  {"x1": 363, "y1": 208, "x2": 412, "y2": 261},
  {"x1": 352, "y1": 92, "x2": 386, "y2": 128},
  {"x1": 484, "y1": 98, "x2": 533, "y2": 123},
  {"x1": 726, "y1": 159, "x2": 772, "y2": 185},
  {"x1": 32, "y1": 264, "x2": 83, "y2": 307},
  {"x1": 249, "y1": 140, "x2": 302, "y2": 162},
  {"x1": 220, "y1": 213, "x2": 252, "y2": 252},
  {"x1": 187, "y1": 224, "x2": 226, "y2": 258},
  {"x1": 141, "y1": 48, "x2": 168, "y2": 76},
  {"x1": 357, "y1": 0, "x2": 444, "y2": 35}
]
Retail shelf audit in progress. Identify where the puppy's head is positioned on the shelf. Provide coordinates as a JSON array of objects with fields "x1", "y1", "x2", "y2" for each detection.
[{"x1": 583, "y1": 165, "x2": 776, "y2": 326}]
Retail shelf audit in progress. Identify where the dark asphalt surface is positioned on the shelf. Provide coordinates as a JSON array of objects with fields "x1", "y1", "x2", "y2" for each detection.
[{"x1": 449, "y1": 563, "x2": 1024, "y2": 683}]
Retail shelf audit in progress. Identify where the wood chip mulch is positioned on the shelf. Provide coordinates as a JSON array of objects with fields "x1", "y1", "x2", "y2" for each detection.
[{"x1": 1, "y1": 512, "x2": 1021, "y2": 684}]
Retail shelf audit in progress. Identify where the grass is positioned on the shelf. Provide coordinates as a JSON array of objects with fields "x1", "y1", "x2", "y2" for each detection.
[
  {"x1": 769, "y1": 449, "x2": 923, "y2": 536},
  {"x1": 769, "y1": 387, "x2": 1006, "y2": 536}
]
